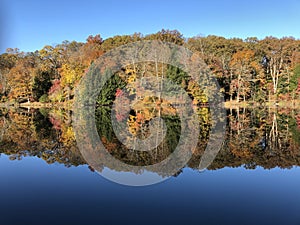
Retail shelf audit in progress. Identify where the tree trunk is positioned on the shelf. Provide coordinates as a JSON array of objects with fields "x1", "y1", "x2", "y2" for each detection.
[
  {"x1": 230, "y1": 71, "x2": 233, "y2": 102},
  {"x1": 237, "y1": 74, "x2": 240, "y2": 103}
]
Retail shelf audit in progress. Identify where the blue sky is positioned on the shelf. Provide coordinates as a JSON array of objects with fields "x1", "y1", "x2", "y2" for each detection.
[{"x1": 1, "y1": 0, "x2": 300, "y2": 53}]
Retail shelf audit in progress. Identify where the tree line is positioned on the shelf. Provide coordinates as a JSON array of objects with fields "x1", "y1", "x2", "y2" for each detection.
[{"x1": 1, "y1": 29, "x2": 300, "y2": 105}]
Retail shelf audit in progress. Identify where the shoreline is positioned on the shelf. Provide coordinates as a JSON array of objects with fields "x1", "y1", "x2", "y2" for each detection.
[
  {"x1": 0, "y1": 100, "x2": 300, "y2": 109},
  {"x1": 224, "y1": 100, "x2": 300, "y2": 109}
]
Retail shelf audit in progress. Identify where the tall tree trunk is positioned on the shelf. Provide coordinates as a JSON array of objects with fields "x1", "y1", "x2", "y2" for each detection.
[
  {"x1": 230, "y1": 70, "x2": 233, "y2": 102},
  {"x1": 237, "y1": 74, "x2": 240, "y2": 103}
]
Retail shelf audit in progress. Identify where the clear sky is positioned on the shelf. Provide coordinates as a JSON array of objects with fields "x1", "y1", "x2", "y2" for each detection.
[{"x1": 1, "y1": 0, "x2": 300, "y2": 53}]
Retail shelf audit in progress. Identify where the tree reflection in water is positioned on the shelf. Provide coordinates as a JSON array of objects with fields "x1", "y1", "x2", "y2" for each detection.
[{"x1": 0, "y1": 107, "x2": 300, "y2": 176}]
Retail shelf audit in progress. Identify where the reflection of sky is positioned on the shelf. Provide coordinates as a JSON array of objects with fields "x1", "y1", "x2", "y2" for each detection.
[
  {"x1": 100, "y1": 167, "x2": 168, "y2": 186},
  {"x1": 0, "y1": 154, "x2": 300, "y2": 225}
]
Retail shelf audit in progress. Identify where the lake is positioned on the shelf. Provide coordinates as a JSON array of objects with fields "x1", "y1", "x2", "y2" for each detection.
[{"x1": 0, "y1": 106, "x2": 300, "y2": 225}]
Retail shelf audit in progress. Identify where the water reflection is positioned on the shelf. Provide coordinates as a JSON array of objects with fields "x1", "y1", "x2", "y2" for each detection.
[
  {"x1": 0, "y1": 107, "x2": 300, "y2": 175},
  {"x1": 0, "y1": 108, "x2": 85, "y2": 166}
]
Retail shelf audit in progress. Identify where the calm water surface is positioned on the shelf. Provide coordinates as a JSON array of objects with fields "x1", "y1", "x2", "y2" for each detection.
[{"x1": 0, "y1": 107, "x2": 300, "y2": 225}]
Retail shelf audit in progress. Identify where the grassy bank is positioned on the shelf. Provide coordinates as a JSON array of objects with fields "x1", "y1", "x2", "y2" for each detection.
[
  {"x1": 1, "y1": 99, "x2": 300, "y2": 110},
  {"x1": 224, "y1": 100, "x2": 300, "y2": 109}
]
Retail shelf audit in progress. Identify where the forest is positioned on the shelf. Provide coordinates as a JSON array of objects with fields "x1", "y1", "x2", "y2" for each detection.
[{"x1": 0, "y1": 29, "x2": 300, "y2": 107}]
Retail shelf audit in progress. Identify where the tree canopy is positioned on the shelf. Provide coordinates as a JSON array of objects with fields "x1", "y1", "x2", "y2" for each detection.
[{"x1": 1, "y1": 30, "x2": 300, "y2": 104}]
